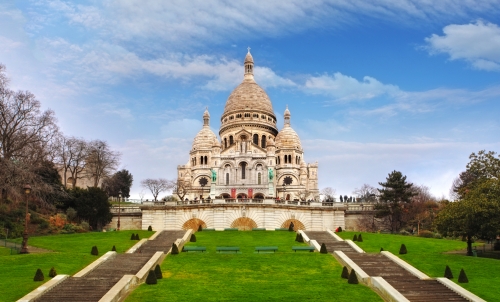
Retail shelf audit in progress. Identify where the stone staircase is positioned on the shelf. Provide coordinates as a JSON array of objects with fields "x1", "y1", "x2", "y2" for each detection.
[
  {"x1": 304, "y1": 231, "x2": 468, "y2": 302},
  {"x1": 35, "y1": 230, "x2": 184, "y2": 302}
]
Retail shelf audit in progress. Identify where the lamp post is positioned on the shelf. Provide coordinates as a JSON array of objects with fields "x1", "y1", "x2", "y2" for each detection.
[
  {"x1": 20, "y1": 184, "x2": 31, "y2": 254},
  {"x1": 117, "y1": 190, "x2": 122, "y2": 231}
]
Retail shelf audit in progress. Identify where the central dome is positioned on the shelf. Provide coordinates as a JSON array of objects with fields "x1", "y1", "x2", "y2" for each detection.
[{"x1": 223, "y1": 80, "x2": 274, "y2": 115}]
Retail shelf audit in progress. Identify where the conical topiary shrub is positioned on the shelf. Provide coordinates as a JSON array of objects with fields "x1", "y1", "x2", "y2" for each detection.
[
  {"x1": 146, "y1": 270, "x2": 157, "y2": 285},
  {"x1": 298, "y1": 233, "x2": 304, "y2": 243},
  {"x1": 353, "y1": 234, "x2": 358, "y2": 241},
  {"x1": 130, "y1": 233, "x2": 135, "y2": 240},
  {"x1": 380, "y1": 247, "x2": 384, "y2": 252},
  {"x1": 111, "y1": 245, "x2": 116, "y2": 252},
  {"x1": 135, "y1": 234, "x2": 140, "y2": 240},
  {"x1": 320, "y1": 243, "x2": 328, "y2": 254},
  {"x1": 288, "y1": 222, "x2": 295, "y2": 232},
  {"x1": 295, "y1": 233, "x2": 300, "y2": 241},
  {"x1": 357, "y1": 234, "x2": 363, "y2": 242},
  {"x1": 348, "y1": 269, "x2": 359, "y2": 284},
  {"x1": 148, "y1": 225, "x2": 152, "y2": 231},
  {"x1": 49, "y1": 267, "x2": 57, "y2": 278},
  {"x1": 154, "y1": 264, "x2": 163, "y2": 279},
  {"x1": 458, "y1": 269, "x2": 468, "y2": 283},
  {"x1": 190, "y1": 234, "x2": 196, "y2": 242},
  {"x1": 341, "y1": 266, "x2": 349, "y2": 279},
  {"x1": 338, "y1": 227, "x2": 342, "y2": 232},
  {"x1": 171, "y1": 243, "x2": 179, "y2": 255},
  {"x1": 34, "y1": 269, "x2": 44, "y2": 281},
  {"x1": 198, "y1": 225, "x2": 202, "y2": 232},
  {"x1": 399, "y1": 244, "x2": 407, "y2": 255},
  {"x1": 91, "y1": 246, "x2": 98, "y2": 256},
  {"x1": 444, "y1": 265, "x2": 453, "y2": 279}
]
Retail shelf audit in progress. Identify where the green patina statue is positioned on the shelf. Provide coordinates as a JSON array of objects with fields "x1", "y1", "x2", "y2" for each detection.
[
  {"x1": 211, "y1": 169, "x2": 217, "y2": 182},
  {"x1": 268, "y1": 168, "x2": 274, "y2": 180}
]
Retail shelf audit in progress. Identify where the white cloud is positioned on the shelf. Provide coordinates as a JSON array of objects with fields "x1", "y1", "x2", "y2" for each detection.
[{"x1": 425, "y1": 20, "x2": 500, "y2": 71}]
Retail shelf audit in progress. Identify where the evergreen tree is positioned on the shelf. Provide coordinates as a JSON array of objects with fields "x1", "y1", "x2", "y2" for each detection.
[
  {"x1": 348, "y1": 269, "x2": 359, "y2": 284},
  {"x1": 399, "y1": 244, "x2": 407, "y2": 254},
  {"x1": 320, "y1": 243, "x2": 327, "y2": 254},
  {"x1": 190, "y1": 234, "x2": 196, "y2": 242},
  {"x1": 91, "y1": 246, "x2": 99, "y2": 255},
  {"x1": 380, "y1": 247, "x2": 384, "y2": 252},
  {"x1": 341, "y1": 266, "x2": 349, "y2": 279},
  {"x1": 458, "y1": 269, "x2": 468, "y2": 283},
  {"x1": 154, "y1": 264, "x2": 163, "y2": 279},
  {"x1": 171, "y1": 243, "x2": 179, "y2": 255},
  {"x1": 353, "y1": 234, "x2": 358, "y2": 241},
  {"x1": 376, "y1": 171, "x2": 416, "y2": 232},
  {"x1": 148, "y1": 225, "x2": 152, "y2": 231},
  {"x1": 146, "y1": 270, "x2": 157, "y2": 284},
  {"x1": 130, "y1": 233, "x2": 135, "y2": 240},
  {"x1": 34, "y1": 269, "x2": 44, "y2": 281},
  {"x1": 357, "y1": 234, "x2": 363, "y2": 242},
  {"x1": 444, "y1": 265, "x2": 453, "y2": 279},
  {"x1": 49, "y1": 267, "x2": 57, "y2": 278},
  {"x1": 111, "y1": 245, "x2": 116, "y2": 251}
]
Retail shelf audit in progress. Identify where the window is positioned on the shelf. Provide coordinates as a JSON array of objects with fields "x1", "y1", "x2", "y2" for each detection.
[
  {"x1": 253, "y1": 134, "x2": 259, "y2": 145},
  {"x1": 258, "y1": 173, "x2": 261, "y2": 185},
  {"x1": 224, "y1": 138, "x2": 227, "y2": 148},
  {"x1": 261, "y1": 115, "x2": 266, "y2": 119},
  {"x1": 230, "y1": 135, "x2": 234, "y2": 145},
  {"x1": 236, "y1": 114, "x2": 242, "y2": 118},
  {"x1": 204, "y1": 156, "x2": 208, "y2": 165},
  {"x1": 284, "y1": 155, "x2": 287, "y2": 164},
  {"x1": 226, "y1": 173, "x2": 229, "y2": 185},
  {"x1": 229, "y1": 115, "x2": 234, "y2": 120},
  {"x1": 261, "y1": 136, "x2": 266, "y2": 148},
  {"x1": 288, "y1": 155, "x2": 292, "y2": 163},
  {"x1": 240, "y1": 162, "x2": 247, "y2": 179},
  {"x1": 253, "y1": 114, "x2": 258, "y2": 118},
  {"x1": 244, "y1": 113, "x2": 250, "y2": 117}
]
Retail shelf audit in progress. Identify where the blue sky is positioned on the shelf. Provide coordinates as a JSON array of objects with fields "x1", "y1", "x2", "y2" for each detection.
[{"x1": 1, "y1": 1, "x2": 499, "y2": 200}]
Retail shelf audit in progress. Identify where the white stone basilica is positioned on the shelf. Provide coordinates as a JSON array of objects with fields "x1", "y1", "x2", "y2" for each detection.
[{"x1": 177, "y1": 51, "x2": 319, "y2": 201}]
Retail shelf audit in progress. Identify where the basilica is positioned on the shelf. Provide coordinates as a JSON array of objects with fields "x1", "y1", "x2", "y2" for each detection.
[{"x1": 177, "y1": 51, "x2": 319, "y2": 201}]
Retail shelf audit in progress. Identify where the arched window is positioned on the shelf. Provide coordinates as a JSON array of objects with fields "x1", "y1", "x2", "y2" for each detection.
[
  {"x1": 253, "y1": 134, "x2": 259, "y2": 145},
  {"x1": 240, "y1": 162, "x2": 247, "y2": 179},
  {"x1": 224, "y1": 138, "x2": 227, "y2": 148},
  {"x1": 258, "y1": 173, "x2": 261, "y2": 185},
  {"x1": 230, "y1": 135, "x2": 234, "y2": 145},
  {"x1": 284, "y1": 155, "x2": 288, "y2": 164},
  {"x1": 226, "y1": 173, "x2": 229, "y2": 185},
  {"x1": 261, "y1": 136, "x2": 266, "y2": 148},
  {"x1": 204, "y1": 156, "x2": 208, "y2": 165},
  {"x1": 288, "y1": 155, "x2": 292, "y2": 163}
]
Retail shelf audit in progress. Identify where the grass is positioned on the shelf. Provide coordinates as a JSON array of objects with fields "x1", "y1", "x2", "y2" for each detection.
[
  {"x1": 0, "y1": 230, "x2": 153, "y2": 301},
  {"x1": 337, "y1": 231, "x2": 499, "y2": 301},
  {"x1": 128, "y1": 231, "x2": 382, "y2": 301}
]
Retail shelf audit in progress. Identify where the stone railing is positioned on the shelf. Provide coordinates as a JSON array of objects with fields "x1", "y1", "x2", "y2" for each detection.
[{"x1": 110, "y1": 206, "x2": 142, "y2": 213}]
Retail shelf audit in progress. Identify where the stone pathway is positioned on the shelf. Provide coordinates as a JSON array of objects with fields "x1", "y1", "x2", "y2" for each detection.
[
  {"x1": 35, "y1": 230, "x2": 186, "y2": 302},
  {"x1": 305, "y1": 231, "x2": 468, "y2": 302}
]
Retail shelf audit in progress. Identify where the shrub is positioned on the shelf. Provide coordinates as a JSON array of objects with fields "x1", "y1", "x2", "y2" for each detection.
[
  {"x1": 190, "y1": 234, "x2": 196, "y2": 242},
  {"x1": 433, "y1": 233, "x2": 443, "y2": 239},
  {"x1": 91, "y1": 246, "x2": 98, "y2": 256},
  {"x1": 380, "y1": 247, "x2": 384, "y2": 252},
  {"x1": 399, "y1": 230, "x2": 410, "y2": 236},
  {"x1": 399, "y1": 244, "x2": 407, "y2": 255},
  {"x1": 288, "y1": 222, "x2": 294, "y2": 232},
  {"x1": 171, "y1": 243, "x2": 179, "y2": 255},
  {"x1": 347, "y1": 269, "x2": 358, "y2": 284},
  {"x1": 154, "y1": 264, "x2": 163, "y2": 279},
  {"x1": 353, "y1": 234, "x2": 358, "y2": 241},
  {"x1": 458, "y1": 269, "x2": 468, "y2": 283},
  {"x1": 34, "y1": 269, "x2": 44, "y2": 281},
  {"x1": 198, "y1": 225, "x2": 202, "y2": 232},
  {"x1": 337, "y1": 227, "x2": 342, "y2": 232},
  {"x1": 444, "y1": 265, "x2": 453, "y2": 279},
  {"x1": 130, "y1": 233, "x2": 135, "y2": 240},
  {"x1": 49, "y1": 267, "x2": 57, "y2": 278},
  {"x1": 66, "y1": 207, "x2": 78, "y2": 222},
  {"x1": 146, "y1": 270, "x2": 157, "y2": 285},
  {"x1": 418, "y1": 230, "x2": 434, "y2": 238},
  {"x1": 298, "y1": 233, "x2": 304, "y2": 243},
  {"x1": 357, "y1": 234, "x2": 363, "y2": 242},
  {"x1": 148, "y1": 225, "x2": 153, "y2": 231},
  {"x1": 112, "y1": 245, "x2": 116, "y2": 251},
  {"x1": 135, "y1": 234, "x2": 140, "y2": 240},
  {"x1": 295, "y1": 233, "x2": 300, "y2": 242},
  {"x1": 341, "y1": 266, "x2": 349, "y2": 279},
  {"x1": 320, "y1": 243, "x2": 327, "y2": 254},
  {"x1": 80, "y1": 221, "x2": 90, "y2": 231}
]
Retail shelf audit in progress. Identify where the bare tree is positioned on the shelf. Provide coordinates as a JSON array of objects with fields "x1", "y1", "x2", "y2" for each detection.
[
  {"x1": 321, "y1": 187, "x2": 336, "y2": 202},
  {"x1": 173, "y1": 178, "x2": 191, "y2": 201},
  {"x1": 141, "y1": 178, "x2": 173, "y2": 201},
  {"x1": 85, "y1": 140, "x2": 121, "y2": 187},
  {"x1": 56, "y1": 137, "x2": 88, "y2": 188},
  {"x1": 353, "y1": 184, "x2": 378, "y2": 203}
]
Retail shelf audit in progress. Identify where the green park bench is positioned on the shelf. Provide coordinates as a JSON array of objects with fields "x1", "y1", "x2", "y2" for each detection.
[
  {"x1": 255, "y1": 246, "x2": 278, "y2": 253},
  {"x1": 252, "y1": 228, "x2": 266, "y2": 231},
  {"x1": 183, "y1": 246, "x2": 207, "y2": 253},
  {"x1": 292, "y1": 246, "x2": 315, "y2": 252},
  {"x1": 216, "y1": 246, "x2": 240, "y2": 253}
]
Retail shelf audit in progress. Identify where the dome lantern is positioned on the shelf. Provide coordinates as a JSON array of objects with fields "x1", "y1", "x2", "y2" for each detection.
[
  {"x1": 244, "y1": 47, "x2": 254, "y2": 80},
  {"x1": 284, "y1": 105, "x2": 291, "y2": 126},
  {"x1": 203, "y1": 107, "x2": 210, "y2": 127}
]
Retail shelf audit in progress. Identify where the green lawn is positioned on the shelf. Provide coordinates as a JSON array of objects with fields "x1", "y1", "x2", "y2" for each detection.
[
  {"x1": 128, "y1": 231, "x2": 383, "y2": 302},
  {"x1": 0, "y1": 230, "x2": 153, "y2": 301},
  {"x1": 337, "y1": 232, "x2": 498, "y2": 301}
]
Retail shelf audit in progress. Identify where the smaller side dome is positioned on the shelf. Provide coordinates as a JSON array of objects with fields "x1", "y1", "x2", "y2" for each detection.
[
  {"x1": 276, "y1": 106, "x2": 302, "y2": 150},
  {"x1": 192, "y1": 109, "x2": 218, "y2": 150}
]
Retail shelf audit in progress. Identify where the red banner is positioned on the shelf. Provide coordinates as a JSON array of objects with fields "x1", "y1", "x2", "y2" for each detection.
[
  {"x1": 231, "y1": 188, "x2": 236, "y2": 198},
  {"x1": 248, "y1": 188, "x2": 253, "y2": 198}
]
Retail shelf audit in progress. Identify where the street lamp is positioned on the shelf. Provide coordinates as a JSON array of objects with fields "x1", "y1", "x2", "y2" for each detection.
[
  {"x1": 20, "y1": 184, "x2": 31, "y2": 254},
  {"x1": 117, "y1": 190, "x2": 122, "y2": 231}
]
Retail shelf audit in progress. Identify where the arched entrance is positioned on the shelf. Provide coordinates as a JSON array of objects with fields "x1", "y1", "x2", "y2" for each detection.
[
  {"x1": 254, "y1": 193, "x2": 264, "y2": 199},
  {"x1": 231, "y1": 217, "x2": 257, "y2": 230},
  {"x1": 281, "y1": 219, "x2": 305, "y2": 231},
  {"x1": 182, "y1": 218, "x2": 207, "y2": 231},
  {"x1": 220, "y1": 193, "x2": 230, "y2": 199},
  {"x1": 237, "y1": 193, "x2": 248, "y2": 199}
]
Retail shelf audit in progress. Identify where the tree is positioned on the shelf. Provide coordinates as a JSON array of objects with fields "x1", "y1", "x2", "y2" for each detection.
[
  {"x1": 353, "y1": 184, "x2": 378, "y2": 203},
  {"x1": 103, "y1": 169, "x2": 133, "y2": 198},
  {"x1": 321, "y1": 187, "x2": 336, "y2": 202},
  {"x1": 85, "y1": 140, "x2": 121, "y2": 187},
  {"x1": 141, "y1": 178, "x2": 173, "y2": 201},
  {"x1": 375, "y1": 171, "x2": 416, "y2": 232},
  {"x1": 173, "y1": 178, "x2": 191, "y2": 200},
  {"x1": 55, "y1": 136, "x2": 88, "y2": 188},
  {"x1": 407, "y1": 185, "x2": 439, "y2": 234},
  {"x1": 70, "y1": 187, "x2": 112, "y2": 230}
]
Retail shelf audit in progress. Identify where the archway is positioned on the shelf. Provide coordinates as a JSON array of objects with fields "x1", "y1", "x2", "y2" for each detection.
[
  {"x1": 281, "y1": 219, "x2": 305, "y2": 231},
  {"x1": 220, "y1": 193, "x2": 231, "y2": 199},
  {"x1": 254, "y1": 193, "x2": 264, "y2": 199},
  {"x1": 237, "y1": 193, "x2": 248, "y2": 199},
  {"x1": 231, "y1": 217, "x2": 257, "y2": 230},
  {"x1": 182, "y1": 218, "x2": 207, "y2": 231}
]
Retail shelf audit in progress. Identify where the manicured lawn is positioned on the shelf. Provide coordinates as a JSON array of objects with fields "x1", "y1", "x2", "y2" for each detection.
[
  {"x1": 128, "y1": 231, "x2": 383, "y2": 302},
  {"x1": 337, "y1": 232, "x2": 498, "y2": 301},
  {"x1": 0, "y1": 230, "x2": 153, "y2": 301}
]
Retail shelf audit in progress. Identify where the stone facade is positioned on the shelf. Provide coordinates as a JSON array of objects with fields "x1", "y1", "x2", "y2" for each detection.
[{"x1": 177, "y1": 51, "x2": 319, "y2": 201}]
